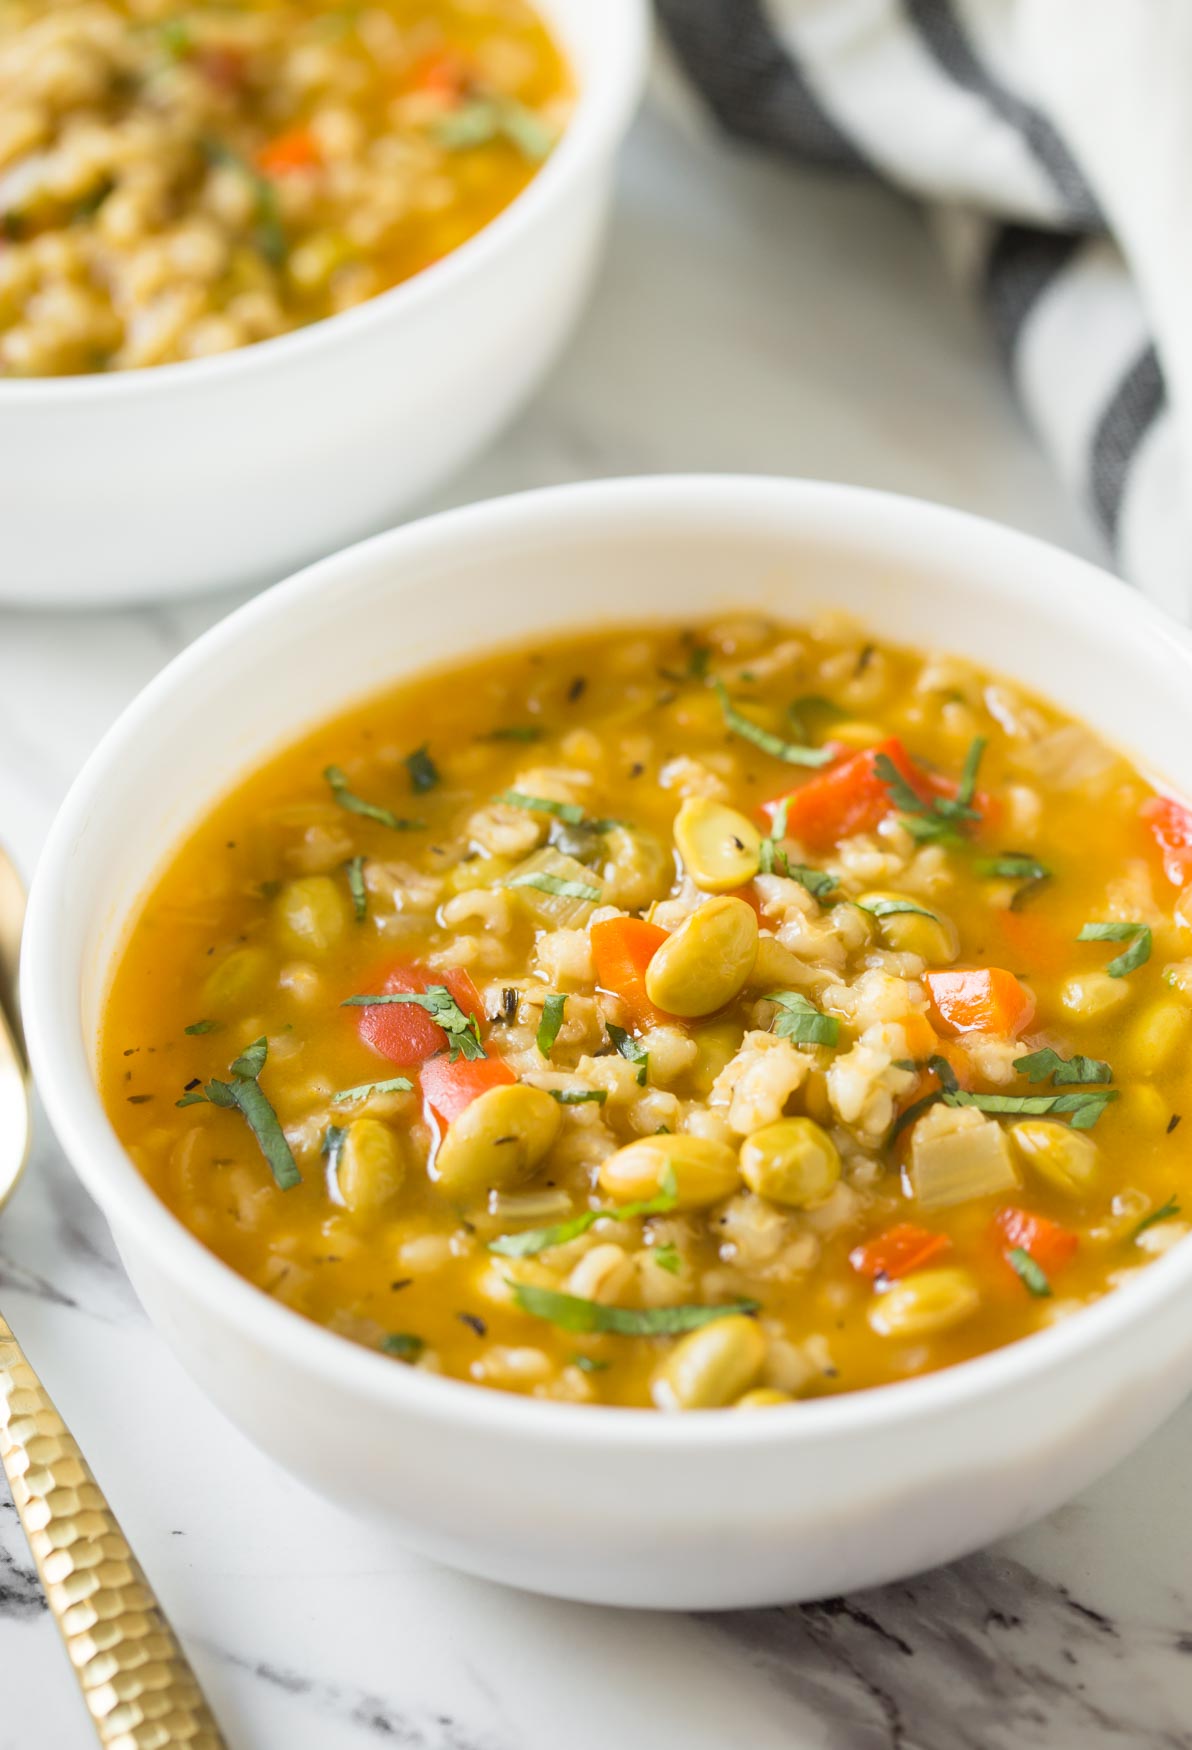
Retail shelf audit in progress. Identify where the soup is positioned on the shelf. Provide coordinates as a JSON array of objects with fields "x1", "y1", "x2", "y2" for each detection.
[
  {"x1": 101, "y1": 617, "x2": 1192, "y2": 1409},
  {"x1": 0, "y1": 0, "x2": 570, "y2": 374}
]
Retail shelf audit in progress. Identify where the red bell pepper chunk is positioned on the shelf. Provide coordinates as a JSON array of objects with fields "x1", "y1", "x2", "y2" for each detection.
[
  {"x1": 1143, "y1": 795, "x2": 1192, "y2": 887},
  {"x1": 420, "y1": 1052, "x2": 516, "y2": 1127},
  {"x1": 759, "y1": 737, "x2": 929, "y2": 852},
  {"x1": 352, "y1": 962, "x2": 484, "y2": 1067},
  {"x1": 994, "y1": 1205, "x2": 1078, "y2": 1279},
  {"x1": 849, "y1": 1223, "x2": 951, "y2": 1281},
  {"x1": 925, "y1": 968, "x2": 1036, "y2": 1038}
]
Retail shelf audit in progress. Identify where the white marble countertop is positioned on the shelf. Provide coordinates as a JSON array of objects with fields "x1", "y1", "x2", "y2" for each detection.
[{"x1": 3, "y1": 85, "x2": 1192, "y2": 1750}]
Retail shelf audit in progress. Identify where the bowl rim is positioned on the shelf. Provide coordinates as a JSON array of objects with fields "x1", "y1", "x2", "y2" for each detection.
[
  {"x1": 0, "y1": 0, "x2": 649, "y2": 406},
  {"x1": 23, "y1": 473, "x2": 1192, "y2": 1452}
]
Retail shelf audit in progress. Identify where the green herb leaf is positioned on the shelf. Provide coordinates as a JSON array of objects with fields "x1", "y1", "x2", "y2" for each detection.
[
  {"x1": 857, "y1": 897, "x2": 939, "y2": 922},
  {"x1": 381, "y1": 1333, "x2": 425, "y2": 1361},
  {"x1": 184, "y1": 1019, "x2": 219, "y2": 1036},
  {"x1": 510, "y1": 1280, "x2": 760, "y2": 1336},
  {"x1": 1131, "y1": 1196, "x2": 1182, "y2": 1241},
  {"x1": 714, "y1": 682, "x2": 833, "y2": 768},
  {"x1": 404, "y1": 745, "x2": 439, "y2": 794},
  {"x1": 956, "y1": 736, "x2": 987, "y2": 810},
  {"x1": 345, "y1": 854, "x2": 368, "y2": 923},
  {"x1": 497, "y1": 97, "x2": 557, "y2": 161},
  {"x1": 606, "y1": 1022, "x2": 648, "y2": 1086},
  {"x1": 976, "y1": 853, "x2": 1051, "y2": 884},
  {"x1": 175, "y1": 1090, "x2": 209, "y2": 1108},
  {"x1": 1078, "y1": 920, "x2": 1152, "y2": 977},
  {"x1": 484, "y1": 725, "x2": 545, "y2": 743},
  {"x1": 947, "y1": 1087, "x2": 1118, "y2": 1130},
  {"x1": 342, "y1": 985, "x2": 485, "y2": 1062},
  {"x1": 653, "y1": 1243, "x2": 682, "y2": 1276},
  {"x1": 549, "y1": 1087, "x2": 608, "y2": 1106},
  {"x1": 230, "y1": 1035, "x2": 269, "y2": 1080},
  {"x1": 757, "y1": 795, "x2": 790, "y2": 876},
  {"x1": 435, "y1": 95, "x2": 555, "y2": 161},
  {"x1": 765, "y1": 990, "x2": 840, "y2": 1048},
  {"x1": 1006, "y1": 1247, "x2": 1051, "y2": 1297},
  {"x1": 1014, "y1": 1047, "x2": 1112, "y2": 1086},
  {"x1": 324, "y1": 764, "x2": 424, "y2": 832},
  {"x1": 501, "y1": 790, "x2": 585, "y2": 826},
  {"x1": 506, "y1": 871, "x2": 602, "y2": 903},
  {"x1": 571, "y1": 1353, "x2": 609, "y2": 1374},
  {"x1": 489, "y1": 1168, "x2": 679, "y2": 1260},
  {"x1": 874, "y1": 743, "x2": 984, "y2": 844},
  {"x1": 787, "y1": 864, "x2": 837, "y2": 900},
  {"x1": 537, "y1": 993, "x2": 566, "y2": 1057},
  {"x1": 330, "y1": 1075, "x2": 413, "y2": 1106}
]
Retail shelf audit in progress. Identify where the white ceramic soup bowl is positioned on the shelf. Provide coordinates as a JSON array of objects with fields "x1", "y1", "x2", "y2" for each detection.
[
  {"x1": 0, "y1": 0, "x2": 648, "y2": 608},
  {"x1": 23, "y1": 477, "x2": 1192, "y2": 1609}
]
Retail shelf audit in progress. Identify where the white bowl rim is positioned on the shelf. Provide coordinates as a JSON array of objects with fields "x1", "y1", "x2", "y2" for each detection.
[
  {"x1": 0, "y1": 0, "x2": 649, "y2": 406},
  {"x1": 23, "y1": 473, "x2": 1192, "y2": 1453}
]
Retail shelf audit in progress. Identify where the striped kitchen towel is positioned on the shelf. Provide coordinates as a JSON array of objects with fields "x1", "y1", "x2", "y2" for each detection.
[{"x1": 657, "y1": 0, "x2": 1192, "y2": 618}]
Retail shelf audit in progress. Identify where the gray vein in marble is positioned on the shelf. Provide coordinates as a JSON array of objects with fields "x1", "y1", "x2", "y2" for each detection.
[
  {"x1": 209, "y1": 1645, "x2": 514, "y2": 1750},
  {"x1": 0, "y1": 1518, "x2": 45, "y2": 1623},
  {"x1": 704, "y1": 1550, "x2": 1192, "y2": 1750}
]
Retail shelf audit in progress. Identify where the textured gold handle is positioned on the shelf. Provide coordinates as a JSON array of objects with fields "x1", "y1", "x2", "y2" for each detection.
[{"x1": 0, "y1": 1313, "x2": 227, "y2": 1748}]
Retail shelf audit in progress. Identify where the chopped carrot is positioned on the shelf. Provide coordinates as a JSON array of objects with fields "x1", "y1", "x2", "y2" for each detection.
[
  {"x1": 1143, "y1": 795, "x2": 1192, "y2": 887},
  {"x1": 995, "y1": 908, "x2": 1067, "y2": 979},
  {"x1": 759, "y1": 737, "x2": 929, "y2": 853},
  {"x1": 352, "y1": 961, "x2": 484, "y2": 1067},
  {"x1": 256, "y1": 126, "x2": 320, "y2": 177},
  {"x1": 590, "y1": 917, "x2": 671, "y2": 1028},
  {"x1": 420, "y1": 1053, "x2": 516, "y2": 1127},
  {"x1": 410, "y1": 50, "x2": 469, "y2": 97},
  {"x1": 925, "y1": 968, "x2": 1036, "y2": 1038},
  {"x1": 850, "y1": 1223, "x2": 952, "y2": 1281},
  {"x1": 920, "y1": 768, "x2": 1002, "y2": 834},
  {"x1": 994, "y1": 1205, "x2": 1078, "y2": 1279},
  {"x1": 900, "y1": 1011, "x2": 938, "y2": 1059},
  {"x1": 724, "y1": 882, "x2": 762, "y2": 916}
]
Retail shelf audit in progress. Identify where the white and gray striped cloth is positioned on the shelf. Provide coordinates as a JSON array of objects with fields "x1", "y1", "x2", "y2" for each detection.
[{"x1": 658, "y1": 0, "x2": 1192, "y2": 617}]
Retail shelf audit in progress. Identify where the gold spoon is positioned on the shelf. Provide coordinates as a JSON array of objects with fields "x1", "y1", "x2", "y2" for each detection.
[{"x1": 0, "y1": 849, "x2": 227, "y2": 1747}]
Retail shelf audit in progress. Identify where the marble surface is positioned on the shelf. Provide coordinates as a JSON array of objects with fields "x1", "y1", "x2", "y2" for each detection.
[{"x1": 3, "y1": 85, "x2": 1191, "y2": 1750}]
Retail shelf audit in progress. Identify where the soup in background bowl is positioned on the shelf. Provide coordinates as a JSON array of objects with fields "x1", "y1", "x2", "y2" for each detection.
[{"x1": 23, "y1": 479, "x2": 1192, "y2": 1607}]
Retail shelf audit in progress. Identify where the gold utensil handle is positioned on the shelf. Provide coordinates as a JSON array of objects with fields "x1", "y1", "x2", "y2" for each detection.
[{"x1": 0, "y1": 1314, "x2": 227, "y2": 1748}]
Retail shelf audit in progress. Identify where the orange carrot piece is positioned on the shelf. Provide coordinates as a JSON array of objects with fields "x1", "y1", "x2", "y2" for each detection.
[
  {"x1": 925, "y1": 968, "x2": 1036, "y2": 1039},
  {"x1": 591, "y1": 917, "x2": 670, "y2": 1028},
  {"x1": 1143, "y1": 795, "x2": 1192, "y2": 887},
  {"x1": 420, "y1": 1053, "x2": 516, "y2": 1128},
  {"x1": 256, "y1": 127, "x2": 320, "y2": 177},
  {"x1": 994, "y1": 1205, "x2": 1078, "y2": 1279},
  {"x1": 759, "y1": 737, "x2": 929, "y2": 853},
  {"x1": 849, "y1": 1223, "x2": 952, "y2": 1281}
]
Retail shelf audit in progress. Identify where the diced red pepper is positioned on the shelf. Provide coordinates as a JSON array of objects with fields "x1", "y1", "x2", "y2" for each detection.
[
  {"x1": 849, "y1": 1223, "x2": 952, "y2": 1281},
  {"x1": 926, "y1": 968, "x2": 1036, "y2": 1039},
  {"x1": 994, "y1": 1205, "x2": 1078, "y2": 1279},
  {"x1": 590, "y1": 917, "x2": 671, "y2": 1029},
  {"x1": 420, "y1": 1052, "x2": 516, "y2": 1127},
  {"x1": 352, "y1": 962, "x2": 484, "y2": 1067},
  {"x1": 759, "y1": 738, "x2": 929, "y2": 853},
  {"x1": 1143, "y1": 795, "x2": 1192, "y2": 887}
]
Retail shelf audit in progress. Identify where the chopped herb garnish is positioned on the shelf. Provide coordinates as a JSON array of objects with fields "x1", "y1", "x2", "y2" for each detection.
[
  {"x1": 510, "y1": 1280, "x2": 760, "y2": 1336},
  {"x1": 653, "y1": 1243, "x2": 682, "y2": 1275},
  {"x1": 381, "y1": 1333, "x2": 425, "y2": 1362},
  {"x1": 157, "y1": 17, "x2": 194, "y2": 58},
  {"x1": 201, "y1": 137, "x2": 287, "y2": 265},
  {"x1": 330, "y1": 1075, "x2": 413, "y2": 1106},
  {"x1": 765, "y1": 990, "x2": 840, "y2": 1048},
  {"x1": 324, "y1": 765, "x2": 424, "y2": 832},
  {"x1": 537, "y1": 993, "x2": 566, "y2": 1057},
  {"x1": 175, "y1": 1090, "x2": 208, "y2": 1108},
  {"x1": 506, "y1": 871, "x2": 602, "y2": 903},
  {"x1": 501, "y1": 790, "x2": 585, "y2": 826},
  {"x1": 757, "y1": 795, "x2": 790, "y2": 876},
  {"x1": 1168, "y1": 1114, "x2": 1183, "y2": 1135},
  {"x1": 890, "y1": 1054, "x2": 1117, "y2": 1140},
  {"x1": 714, "y1": 682, "x2": 833, "y2": 768},
  {"x1": 435, "y1": 96, "x2": 556, "y2": 161},
  {"x1": 606, "y1": 1022, "x2": 648, "y2": 1086},
  {"x1": 345, "y1": 855, "x2": 368, "y2": 923},
  {"x1": 786, "y1": 695, "x2": 839, "y2": 742},
  {"x1": 857, "y1": 897, "x2": 938, "y2": 922},
  {"x1": 976, "y1": 852, "x2": 1051, "y2": 885},
  {"x1": 1014, "y1": 1047, "x2": 1112, "y2": 1086},
  {"x1": 484, "y1": 725, "x2": 545, "y2": 743},
  {"x1": 571, "y1": 1353, "x2": 610, "y2": 1374},
  {"x1": 191, "y1": 1036, "x2": 300, "y2": 1190},
  {"x1": 1078, "y1": 921, "x2": 1152, "y2": 977},
  {"x1": 875, "y1": 737, "x2": 985, "y2": 844},
  {"x1": 1006, "y1": 1247, "x2": 1051, "y2": 1297},
  {"x1": 342, "y1": 986, "x2": 485, "y2": 1061},
  {"x1": 1132, "y1": 1197, "x2": 1182, "y2": 1241},
  {"x1": 787, "y1": 864, "x2": 838, "y2": 900},
  {"x1": 184, "y1": 1019, "x2": 219, "y2": 1036},
  {"x1": 489, "y1": 1167, "x2": 679, "y2": 1259},
  {"x1": 404, "y1": 745, "x2": 440, "y2": 794},
  {"x1": 549, "y1": 1087, "x2": 608, "y2": 1106}
]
